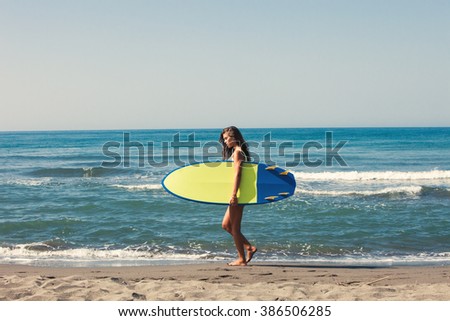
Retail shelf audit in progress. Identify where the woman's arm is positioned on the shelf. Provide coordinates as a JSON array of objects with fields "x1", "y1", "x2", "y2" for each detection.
[{"x1": 230, "y1": 149, "x2": 244, "y2": 205}]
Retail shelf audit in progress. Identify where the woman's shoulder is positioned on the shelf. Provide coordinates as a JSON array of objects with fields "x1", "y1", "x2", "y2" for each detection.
[{"x1": 232, "y1": 147, "x2": 247, "y2": 161}]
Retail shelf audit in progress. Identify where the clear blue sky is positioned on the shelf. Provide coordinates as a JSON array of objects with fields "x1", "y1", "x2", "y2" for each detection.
[{"x1": 1, "y1": 0, "x2": 449, "y2": 130}]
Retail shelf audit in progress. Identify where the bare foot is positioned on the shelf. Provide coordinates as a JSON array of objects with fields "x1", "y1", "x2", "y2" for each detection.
[
  {"x1": 246, "y1": 246, "x2": 257, "y2": 263},
  {"x1": 227, "y1": 259, "x2": 247, "y2": 266}
]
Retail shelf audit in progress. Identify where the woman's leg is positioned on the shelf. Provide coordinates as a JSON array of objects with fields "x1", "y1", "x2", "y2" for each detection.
[{"x1": 222, "y1": 205, "x2": 256, "y2": 265}]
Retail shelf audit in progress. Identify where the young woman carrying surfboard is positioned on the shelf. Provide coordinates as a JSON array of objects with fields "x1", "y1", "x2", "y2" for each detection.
[{"x1": 219, "y1": 126, "x2": 257, "y2": 266}]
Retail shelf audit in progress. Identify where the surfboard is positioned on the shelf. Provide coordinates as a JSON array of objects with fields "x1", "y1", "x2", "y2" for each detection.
[{"x1": 161, "y1": 161, "x2": 296, "y2": 205}]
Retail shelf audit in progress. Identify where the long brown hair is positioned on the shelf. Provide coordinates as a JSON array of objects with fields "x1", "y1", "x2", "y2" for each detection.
[{"x1": 219, "y1": 126, "x2": 251, "y2": 161}]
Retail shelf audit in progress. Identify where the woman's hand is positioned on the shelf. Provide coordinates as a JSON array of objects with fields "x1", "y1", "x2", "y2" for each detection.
[{"x1": 229, "y1": 194, "x2": 238, "y2": 206}]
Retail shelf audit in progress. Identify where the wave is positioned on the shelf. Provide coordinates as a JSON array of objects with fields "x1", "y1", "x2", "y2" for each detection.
[
  {"x1": 292, "y1": 170, "x2": 450, "y2": 181},
  {"x1": 296, "y1": 185, "x2": 450, "y2": 198},
  {"x1": 111, "y1": 184, "x2": 162, "y2": 191},
  {"x1": 5, "y1": 177, "x2": 54, "y2": 187},
  {"x1": 0, "y1": 243, "x2": 224, "y2": 267},
  {"x1": 1, "y1": 243, "x2": 449, "y2": 267},
  {"x1": 296, "y1": 186, "x2": 423, "y2": 197},
  {"x1": 29, "y1": 166, "x2": 130, "y2": 178},
  {"x1": 420, "y1": 186, "x2": 450, "y2": 198},
  {"x1": 268, "y1": 253, "x2": 450, "y2": 267}
]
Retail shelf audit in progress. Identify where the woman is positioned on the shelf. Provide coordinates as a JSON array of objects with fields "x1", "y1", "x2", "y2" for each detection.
[{"x1": 219, "y1": 126, "x2": 257, "y2": 266}]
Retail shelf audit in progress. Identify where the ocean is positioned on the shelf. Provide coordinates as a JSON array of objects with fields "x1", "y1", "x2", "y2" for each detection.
[{"x1": 1, "y1": 127, "x2": 449, "y2": 267}]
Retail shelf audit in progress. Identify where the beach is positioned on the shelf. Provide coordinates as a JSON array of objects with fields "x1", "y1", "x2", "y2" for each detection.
[{"x1": 1, "y1": 263, "x2": 449, "y2": 301}]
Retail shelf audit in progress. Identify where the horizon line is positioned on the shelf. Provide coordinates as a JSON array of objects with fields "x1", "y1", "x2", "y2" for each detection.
[{"x1": 1, "y1": 125, "x2": 450, "y2": 133}]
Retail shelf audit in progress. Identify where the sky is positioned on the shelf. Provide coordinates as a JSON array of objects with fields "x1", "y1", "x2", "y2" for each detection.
[{"x1": 1, "y1": 0, "x2": 449, "y2": 131}]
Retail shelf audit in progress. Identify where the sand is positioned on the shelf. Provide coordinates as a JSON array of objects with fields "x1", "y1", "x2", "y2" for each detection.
[{"x1": 1, "y1": 263, "x2": 449, "y2": 301}]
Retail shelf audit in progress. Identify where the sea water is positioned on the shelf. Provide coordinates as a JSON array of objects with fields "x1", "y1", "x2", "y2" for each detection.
[{"x1": 1, "y1": 128, "x2": 449, "y2": 267}]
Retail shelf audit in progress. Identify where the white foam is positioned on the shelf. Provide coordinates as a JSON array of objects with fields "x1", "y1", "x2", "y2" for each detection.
[
  {"x1": 292, "y1": 170, "x2": 450, "y2": 181},
  {"x1": 266, "y1": 252, "x2": 450, "y2": 266},
  {"x1": 5, "y1": 178, "x2": 53, "y2": 187},
  {"x1": 0, "y1": 244, "x2": 217, "y2": 267},
  {"x1": 1, "y1": 244, "x2": 449, "y2": 267},
  {"x1": 296, "y1": 185, "x2": 423, "y2": 197},
  {"x1": 111, "y1": 184, "x2": 162, "y2": 191}
]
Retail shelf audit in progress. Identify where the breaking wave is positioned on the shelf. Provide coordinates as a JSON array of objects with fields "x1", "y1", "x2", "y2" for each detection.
[
  {"x1": 296, "y1": 185, "x2": 425, "y2": 197},
  {"x1": 293, "y1": 170, "x2": 450, "y2": 181}
]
